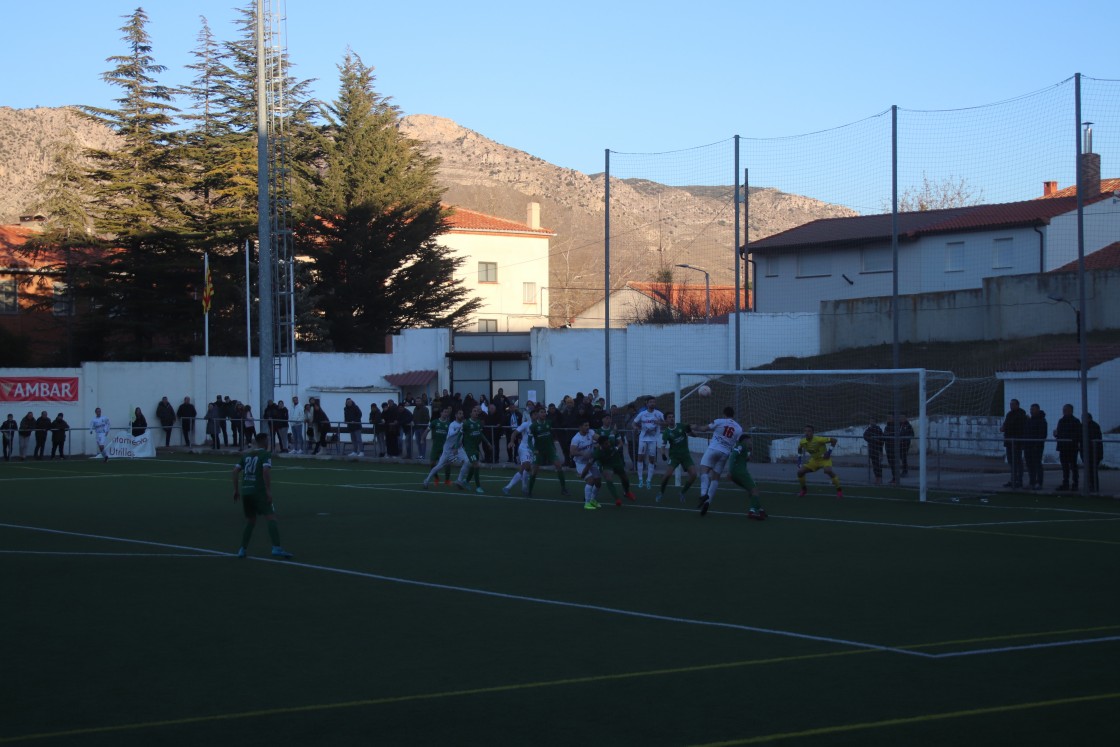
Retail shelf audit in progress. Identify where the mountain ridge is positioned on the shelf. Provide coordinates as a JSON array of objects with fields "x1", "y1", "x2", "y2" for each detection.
[{"x1": 0, "y1": 107, "x2": 855, "y2": 322}]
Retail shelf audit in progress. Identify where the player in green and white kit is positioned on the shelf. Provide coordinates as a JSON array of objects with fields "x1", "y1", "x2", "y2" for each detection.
[
  {"x1": 727, "y1": 433, "x2": 765, "y2": 519},
  {"x1": 455, "y1": 406, "x2": 490, "y2": 493},
  {"x1": 232, "y1": 432, "x2": 293, "y2": 559},
  {"x1": 527, "y1": 407, "x2": 569, "y2": 496},
  {"x1": 595, "y1": 413, "x2": 635, "y2": 500},
  {"x1": 427, "y1": 407, "x2": 453, "y2": 485},
  {"x1": 656, "y1": 413, "x2": 698, "y2": 503},
  {"x1": 587, "y1": 434, "x2": 627, "y2": 507}
]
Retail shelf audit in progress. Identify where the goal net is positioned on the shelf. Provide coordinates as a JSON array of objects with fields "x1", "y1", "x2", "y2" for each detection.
[{"x1": 674, "y1": 369, "x2": 1001, "y2": 502}]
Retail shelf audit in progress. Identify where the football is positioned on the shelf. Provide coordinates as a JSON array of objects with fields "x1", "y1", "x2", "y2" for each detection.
[{"x1": 697, "y1": 384, "x2": 712, "y2": 397}]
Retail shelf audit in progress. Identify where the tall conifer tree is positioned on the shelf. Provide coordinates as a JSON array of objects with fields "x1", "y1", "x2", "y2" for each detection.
[
  {"x1": 301, "y1": 52, "x2": 480, "y2": 352},
  {"x1": 71, "y1": 8, "x2": 197, "y2": 359}
]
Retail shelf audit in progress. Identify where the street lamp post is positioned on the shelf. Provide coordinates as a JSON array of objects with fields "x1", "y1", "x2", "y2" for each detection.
[
  {"x1": 1048, "y1": 295, "x2": 1082, "y2": 361},
  {"x1": 675, "y1": 263, "x2": 711, "y2": 324},
  {"x1": 1049, "y1": 294, "x2": 1089, "y2": 496}
]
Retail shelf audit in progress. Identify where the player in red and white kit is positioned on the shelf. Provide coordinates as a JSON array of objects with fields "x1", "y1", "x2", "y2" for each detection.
[
  {"x1": 632, "y1": 397, "x2": 665, "y2": 489},
  {"x1": 693, "y1": 406, "x2": 744, "y2": 516}
]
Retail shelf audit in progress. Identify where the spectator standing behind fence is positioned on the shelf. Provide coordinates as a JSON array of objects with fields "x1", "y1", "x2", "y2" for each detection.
[
  {"x1": 863, "y1": 418, "x2": 885, "y2": 485},
  {"x1": 398, "y1": 403, "x2": 414, "y2": 459},
  {"x1": 233, "y1": 403, "x2": 246, "y2": 450},
  {"x1": 898, "y1": 417, "x2": 914, "y2": 477},
  {"x1": 304, "y1": 403, "x2": 316, "y2": 453},
  {"x1": 177, "y1": 396, "x2": 196, "y2": 446},
  {"x1": 242, "y1": 405, "x2": 256, "y2": 446},
  {"x1": 50, "y1": 413, "x2": 69, "y2": 459},
  {"x1": 156, "y1": 397, "x2": 175, "y2": 448},
  {"x1": 383, "y1": 401, "x2": 401, "y2": 457},
  {"x1": 205, "y1": 402, "x2": 221, "y2": 450},
  {"x1": 19, "y1": 411, "x2": 35, "y2": 460},
  {"x1": 1, "y1": 413, "x2": 16, "y2": 461},
  {"x1": 32, "y1": 410, "x2": 50, "y2": 460},
  {"x1": 1024, "y1": 404, "x2": 1048, "y2": 491},
  {"x1": 412, "y1": 400, "x2": 430, "y2": 460},
  {"x1": 262, "y1": 400, "x2": 276, "y2": 448},
  {"x1": 1085, "y1": 413, "x2": 1103, "y2": 493},
  {"x1": 883, "y1": 417, "x2": 901, "y2": 484},
  {"x1": 1053, "y1": 404, "x2": 1081, "y2": 491},
  {"x1": 274, "y1": 400, "x2": 290, "y2": 453},
  {"x1": 228, "y1": 397, "x2": 241, "y2": 450},
  {"x1": 1000, "y1": 399, "x2": 1028, "y2": 489},
  {"x1": 214, "y1": 396, "x2": 229, "y2": 447},
  {"x1": 367, "y1": 402, "x2": 383, "y2": 457},
  {"x1": 288, "y1": 395, "x2": 304, "y2": 454},
  {"x1": 344, "y1": 398, "x2": 364, "y2": 457},
  {"x1": 312, "y1": 401, "x2": 330, "y2": 455},
  {"x1": 131, "y1": 407, "x2": 147, "y2": 437}
]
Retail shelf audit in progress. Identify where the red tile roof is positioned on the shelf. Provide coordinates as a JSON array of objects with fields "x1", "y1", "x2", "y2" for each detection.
[
  {"x1": 626, "y1": 281, "x2": 751, "y2": 312},
  {"x1": 384, "y1": 370, "x2": 437, "y2": 387},
  {"x1": 749, "y1": 194, "x2": 1111, "y2": 252},
  {"x1": 1050, "y1": 241, "x2": 1120, "y2": 273},
  {"x1": 445, "y1": 206, "x2": 555, "y2": 236},
  {"x1": 0, "y1": 224, "x2": 34, "y2": 259},
  {"x1": 1038, "y1": 178, "x2": 1120, "y2": 199}
]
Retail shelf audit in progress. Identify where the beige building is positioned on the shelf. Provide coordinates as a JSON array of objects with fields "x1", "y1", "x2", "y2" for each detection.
[{"x1": 443, "y1": 203, "x2": 555, "y2": 332}]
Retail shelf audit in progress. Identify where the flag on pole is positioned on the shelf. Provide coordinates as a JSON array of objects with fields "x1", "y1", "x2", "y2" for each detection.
[{"x1": 202, "y1": 254, "x2": 213, "y2": 315}]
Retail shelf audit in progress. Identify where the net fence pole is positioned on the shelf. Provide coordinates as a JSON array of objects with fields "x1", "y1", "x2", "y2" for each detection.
[
  {"x1": 1074, "y1": 74, "x2": 1091, "y2": 498},
  {"x1": 604, "y1": 148, "x2": 612, "y2": 407},
  {"x1": 918, "y1": 368, "x2": 927, "y2": 502},
  {"x1": 734, "y1": 134, "x2": 741, "y2": 370}
]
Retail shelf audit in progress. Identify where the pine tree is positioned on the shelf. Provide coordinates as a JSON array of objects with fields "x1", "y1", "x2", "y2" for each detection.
[
  {"x1": 70, "y1": 8, "x2": 199, "y2": 359},
  {"x1": 301, "y1": 52, "x2": 480, "y2": 352},
  {"x1": 179, "y1": 5, "x2": 322, "y2": 354},
  {"x1": 81, "y1": 7, "x2": 188, "y2": 235}
]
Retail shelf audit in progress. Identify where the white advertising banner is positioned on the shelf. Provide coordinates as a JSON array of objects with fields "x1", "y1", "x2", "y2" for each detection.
[{"x1": 105, "y1": 431, "x2": 156, "y2": 459}]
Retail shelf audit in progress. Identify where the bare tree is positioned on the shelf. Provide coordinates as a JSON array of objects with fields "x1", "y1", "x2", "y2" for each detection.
[{"x1": 897, "y1": 173, "x2": 984, "y2": 212}]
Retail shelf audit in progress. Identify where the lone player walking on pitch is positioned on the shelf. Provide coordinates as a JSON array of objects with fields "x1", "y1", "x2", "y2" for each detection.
[{"x1": 232, "y1": 432, "x2": 294, "y2": 559}]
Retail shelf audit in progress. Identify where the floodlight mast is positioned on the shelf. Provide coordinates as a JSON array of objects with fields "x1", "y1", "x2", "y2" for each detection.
[{"x1": 256, "y1": 0, "x2": 274, "y2": 413}]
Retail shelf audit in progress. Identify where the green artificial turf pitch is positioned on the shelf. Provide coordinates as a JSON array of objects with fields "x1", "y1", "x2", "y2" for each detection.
[{"x1": 2, "y1": 454, "x2": 1119, "y2": 746}]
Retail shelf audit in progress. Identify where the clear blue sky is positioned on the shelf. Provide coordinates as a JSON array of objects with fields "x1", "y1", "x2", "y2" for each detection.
[{"x1": 1, "y1": 0, "x2": 1116, "y2": 181}]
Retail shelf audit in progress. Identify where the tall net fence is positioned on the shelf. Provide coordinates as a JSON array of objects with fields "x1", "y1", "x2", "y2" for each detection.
[
  {"x1": 602, "y1": 75, "x2": 1120, "y2": 387},
  {"x1": 591, "y1": 140, "x2": 741, "y2": 376}
]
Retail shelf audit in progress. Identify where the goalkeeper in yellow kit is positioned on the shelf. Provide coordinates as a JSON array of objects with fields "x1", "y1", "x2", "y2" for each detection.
[{"x1": 796, "y1": 425, "x2": 842, "y2": 498}]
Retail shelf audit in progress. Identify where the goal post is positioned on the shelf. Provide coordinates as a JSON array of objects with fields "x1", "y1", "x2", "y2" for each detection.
[{"x1": 674, "y1": 369, "x2": 939, "y2": 502}]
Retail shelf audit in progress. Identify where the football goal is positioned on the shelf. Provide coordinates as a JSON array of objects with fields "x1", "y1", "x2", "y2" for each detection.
[{"x1": 673, "y1": 369, "x2": 998, "y2": 503}]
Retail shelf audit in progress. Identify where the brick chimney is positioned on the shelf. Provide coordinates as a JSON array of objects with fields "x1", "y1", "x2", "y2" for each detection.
[
  {"x1": 526, "y1": 202, "x2": 541, "y2": 230},
  {"x1": 1042, "y1": 181, "x2": 1058, "y2": 197},
  {"x1": 1080, "y1": 152, "x2": 1101, "y2": 199}
]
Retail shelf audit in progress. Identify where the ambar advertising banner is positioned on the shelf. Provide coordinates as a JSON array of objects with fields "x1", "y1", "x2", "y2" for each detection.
[{"x1": 0, "y1": 377, "x2": 80, "y2": 403}]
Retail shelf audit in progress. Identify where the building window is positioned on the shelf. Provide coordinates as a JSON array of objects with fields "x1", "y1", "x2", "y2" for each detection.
[
  {"x1": 53, "y1": 281, "x2": 73, "y2": 317},
  {"x1": 945, "y1": 241, "x2": 965, "y2": 272},
  {"x1": 992, "y1": 237, "x2": 1013, "y2": 269},
  {"x1": 0, "y1": 276, "x2": 16, "y2": 314},
  {"x1": 764, "y1": 254, "x2": 779, "y2": 277},
  {"x1": 478, "y1": 261, "x2": 497, "y2": 283},
  {"x1": 860, "y1": 245, "x2": 891, "y2": 273},
  {"x1": 522, "y1": 282, "x2": 536, "y2": 304},
  {"x1": 478, "y1": 319, "x2": 498, "y2": 333},
  {"x1": 796, "y1": 251, "x2": 830, "y2": 278}
]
